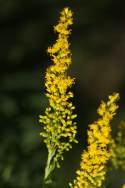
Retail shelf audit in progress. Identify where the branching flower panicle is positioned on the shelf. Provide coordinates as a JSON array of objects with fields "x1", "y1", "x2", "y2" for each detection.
[
  {"x1": 39, "y1": 7, "x2": 77, "y2": 182},
  {"x1": 70, "y1": 93, "x2": 119, "y2": 188}
]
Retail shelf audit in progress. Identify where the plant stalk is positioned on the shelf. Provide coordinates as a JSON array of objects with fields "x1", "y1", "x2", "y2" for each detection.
[{"x1": 44, "y1": 147, "x2": 56, "y2": 185}]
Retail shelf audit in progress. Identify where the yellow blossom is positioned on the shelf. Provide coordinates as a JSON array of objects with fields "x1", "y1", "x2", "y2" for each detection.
[
  {"x1": 70, "y1": 93, "x2": 119, "y2": 188},
  {"x1": 39, "y1": 7, "x2": 77, "y2": 183}
]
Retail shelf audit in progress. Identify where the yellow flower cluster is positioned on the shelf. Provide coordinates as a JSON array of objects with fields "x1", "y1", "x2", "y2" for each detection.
[
  {"x1": 70, "y1": 93, "x2": 119, "y2": 188},
  {"x1": 110, "y1": 121, "x2": 125, "y2": 170},
  {"x1": 39, "y1": 7, "x2": 77, "y2": 181}
]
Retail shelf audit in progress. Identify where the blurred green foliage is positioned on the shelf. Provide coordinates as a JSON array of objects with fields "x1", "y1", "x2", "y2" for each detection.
[{"x1": 0, "y1": 0, "x2": 125, "y2": 187}]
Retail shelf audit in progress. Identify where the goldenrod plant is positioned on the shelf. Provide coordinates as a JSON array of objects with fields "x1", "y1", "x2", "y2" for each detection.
[
  {"x1": 39, "y1": 6, "x2": 124, "y2": 188},
  {"x1": 110, "y1": 121, "x2": 125, "y2": 170},
  {"x1": 70, "y1": 93, "x2": 120, "y2": 188},
  {"x1": 39, "y1": 7, "x2": 77, "y2": 184}
]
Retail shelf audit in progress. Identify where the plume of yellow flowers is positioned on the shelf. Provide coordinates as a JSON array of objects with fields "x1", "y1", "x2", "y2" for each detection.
[
  {"x1": 110, "y1": 121, "x2": 125, "y2": 170},
  {"x1": 39, "y1": 7, "x2": 77, "y2": 183},
  {"x1": 70, "y1": 93, "x2": 119, "y2": 188}
]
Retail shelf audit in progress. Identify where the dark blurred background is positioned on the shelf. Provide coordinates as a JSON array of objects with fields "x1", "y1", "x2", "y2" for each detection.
[{"x1": 0, "y1": 0, "x2": 125, "y2": 187}]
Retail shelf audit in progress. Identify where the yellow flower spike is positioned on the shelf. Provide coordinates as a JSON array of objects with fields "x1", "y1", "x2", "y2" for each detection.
[
  {"x1": 39, "y1": 7, "x2": 77, "y2": 184},
  {"x1": 70, "y1": 93, "x2": 119, "y2": 188}
]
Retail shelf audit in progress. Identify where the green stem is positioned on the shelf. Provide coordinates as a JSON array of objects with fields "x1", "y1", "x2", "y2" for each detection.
[{"x1": 44, "y1": 147, "x2": 56, "y2": 185}]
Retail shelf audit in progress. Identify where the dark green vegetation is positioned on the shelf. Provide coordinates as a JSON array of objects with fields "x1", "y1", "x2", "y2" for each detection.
[{"x1": 0, "y1": 1, "x2": 125, "y2": 187}]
